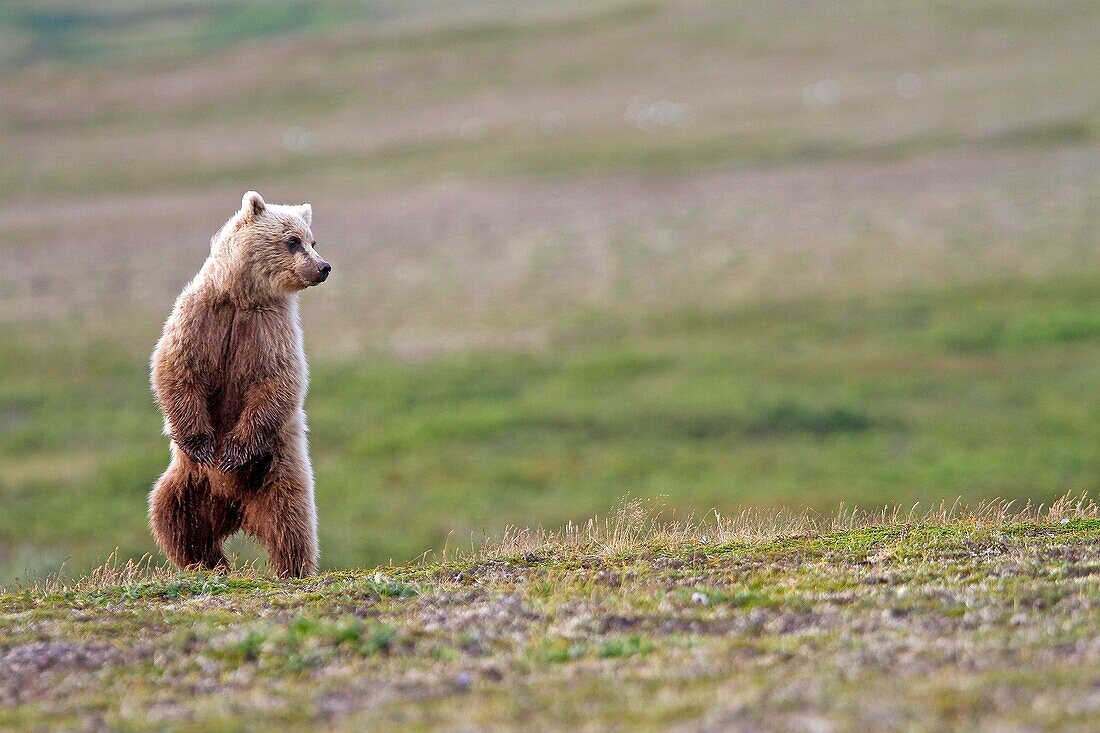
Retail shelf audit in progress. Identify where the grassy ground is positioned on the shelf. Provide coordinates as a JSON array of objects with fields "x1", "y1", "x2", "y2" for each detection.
[
  {"x1": 3, "y1": 276, "x2": 1100, "y2": 580},
  {"x1": 3, "y1": 498, "x2": 1099, "y2": 731},
  {"x1": 1, "y1": 0, "x2": 1098, "y2": 578},
  {"x1": 0, "y1": 1, "x2": 563, "y2": 67},
  {"x1": 3, "y1": 3, "x2": 1098, "y2": 728}
]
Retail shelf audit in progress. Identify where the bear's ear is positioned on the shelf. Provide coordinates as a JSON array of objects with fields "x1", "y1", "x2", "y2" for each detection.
[
  {"x1": 296, "y1": 203, "x2": 312, "y2": 226},
  {"x1": 241, "y1": 191, "x2": 266, "y2": 221}
]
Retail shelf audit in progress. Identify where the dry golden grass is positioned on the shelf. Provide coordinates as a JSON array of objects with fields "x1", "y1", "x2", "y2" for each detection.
[
  {"x1": 21, "y1": 493, "x2": 1097, "y2": 595},
  {"x1": 487, "y1": 491, "x2": 1100, "y2": 557}
]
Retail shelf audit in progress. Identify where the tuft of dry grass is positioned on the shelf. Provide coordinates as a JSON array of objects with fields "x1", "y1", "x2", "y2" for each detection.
[
  {"x1": 19, "y1": 493, "x2": 1097, "y2": 594},
  {"x1": 486, "y1": 492, "x2": 1099, "y2": 558},
  {"x1": 13, "y1": 551, "x2": 267, "y2": 596}
]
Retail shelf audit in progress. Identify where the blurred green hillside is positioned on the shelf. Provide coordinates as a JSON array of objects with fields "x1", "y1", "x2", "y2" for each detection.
[
  {"x1": 0, "y1": 0, "x2": 1097, "y2": 581},
  {"x1": 0, "y1": 1, "x2": 562, "y2": 67}
]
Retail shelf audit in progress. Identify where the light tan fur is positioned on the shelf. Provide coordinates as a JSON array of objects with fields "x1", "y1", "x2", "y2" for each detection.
[{"x1": 148, "y1": 192, "x2": 330, "y2": 578}]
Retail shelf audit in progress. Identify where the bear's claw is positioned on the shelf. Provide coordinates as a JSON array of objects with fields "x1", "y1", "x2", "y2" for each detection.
[
  {"x1": 177, "y1": 434, "x2": 216, "y2": 464},
  {"x1": 217, "y1": 437, "x2": 254, "y2": 473}
]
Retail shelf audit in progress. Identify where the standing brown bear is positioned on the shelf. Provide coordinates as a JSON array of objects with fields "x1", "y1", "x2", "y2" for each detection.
[{"x1": 149, "y1": 192, "x2": 330, "y2": 578}]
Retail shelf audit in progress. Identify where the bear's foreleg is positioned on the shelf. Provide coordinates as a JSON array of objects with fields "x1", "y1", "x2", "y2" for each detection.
[
  {"x1": 217, "y1": 378, "x2": 298, "y2": 473},
  {"x1": 152, "y1": 333, "x2": 217, "y2": 466},
  {"x1": 242, "y1": 461, "x2": 318, "y2": 579},
  {"x1": 149, "y1": 463, "x2": 242, "y2": 571}
]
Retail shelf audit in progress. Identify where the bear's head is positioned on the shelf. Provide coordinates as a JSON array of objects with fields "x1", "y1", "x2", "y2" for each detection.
[{"x1": 211, "y1": 191, "x2": 331, "y2": 297}]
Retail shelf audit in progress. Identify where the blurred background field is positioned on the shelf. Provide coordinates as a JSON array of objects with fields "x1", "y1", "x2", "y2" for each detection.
[{"x1": 0, "y1": 0, "x2": 1097, "y2": 581}]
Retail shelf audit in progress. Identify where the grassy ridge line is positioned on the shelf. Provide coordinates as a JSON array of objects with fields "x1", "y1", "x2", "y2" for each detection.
[
  {"x1": 12, "y1": 492, "x2": 1098, "y2": 594},
  {"x1": 2, "y1": 496, "x2": 1099, "y2": 730}
]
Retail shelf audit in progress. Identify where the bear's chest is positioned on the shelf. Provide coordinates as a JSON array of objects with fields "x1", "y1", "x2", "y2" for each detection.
[{"x1": 206, "y1": 307, "x2": 300, "y2": 433}]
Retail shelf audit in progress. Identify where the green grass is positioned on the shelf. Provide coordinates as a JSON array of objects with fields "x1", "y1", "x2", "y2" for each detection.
[
  {"x1": 2, "y1": 513, "x2": 1099, "y2": 731},
  {"x1": 3, "y1": 0, "x2": 1097, "y2": 200},
  {"x1": 0, "y1": 0, "x2": 533, "y2": 67},
  {"x1": 3, "y1": 278, "x2": 1099, "y2": 581},
  {"x1": 0, "y1": 2, "x2": 1096, "y2": 726}
]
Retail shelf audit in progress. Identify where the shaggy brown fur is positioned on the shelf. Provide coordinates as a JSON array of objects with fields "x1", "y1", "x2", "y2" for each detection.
[{"x1": 149, "y1": 192, "x2": 330, "y2": 578}]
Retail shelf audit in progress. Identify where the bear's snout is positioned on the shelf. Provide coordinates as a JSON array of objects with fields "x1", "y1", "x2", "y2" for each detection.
[{"x1": 299, "y1": 259, "x2": 331, "y2": 286}]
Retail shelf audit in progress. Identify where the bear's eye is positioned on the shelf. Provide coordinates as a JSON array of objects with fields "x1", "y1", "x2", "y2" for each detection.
[{"x1": 286, "y1": 236, "x2": 302, "y2": 251}]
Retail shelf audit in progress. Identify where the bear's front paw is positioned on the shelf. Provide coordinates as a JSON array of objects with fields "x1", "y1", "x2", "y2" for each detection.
[
  {"x1": 217, "y1": 437, "x2": 255, "y2": 473},
  {"x1": 177, "y1": 434, "x2": 216, "y2": 464}
]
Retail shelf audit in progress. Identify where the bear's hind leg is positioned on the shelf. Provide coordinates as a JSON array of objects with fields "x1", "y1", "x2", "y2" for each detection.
[
  {"x1": 242, "y1": 464, "x2": 318, "y2": 579},
  {"x1": 149, "y1": 463, "x2": 241, "y2": 571}
]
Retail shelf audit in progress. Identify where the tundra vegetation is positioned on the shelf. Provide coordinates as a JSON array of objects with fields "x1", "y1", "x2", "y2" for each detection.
[
  {"x1": 0, "y1": 0, "x2": 1098, "y2": 725},
  {"x1": 3, "y1": 497, "x2": 1100, "y2": 730},
  {"x1": 1, "y1": 0, "x2": 1098, "y2": 581}
]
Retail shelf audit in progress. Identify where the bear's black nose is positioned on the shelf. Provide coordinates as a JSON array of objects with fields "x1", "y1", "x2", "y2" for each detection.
[{"x1": 318, "y1": 262, "x2": 331, "y2": 281}]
